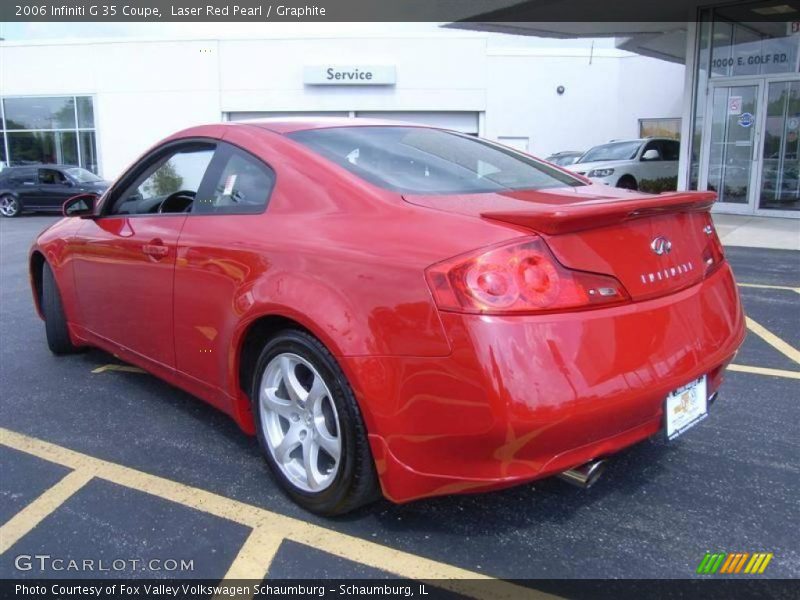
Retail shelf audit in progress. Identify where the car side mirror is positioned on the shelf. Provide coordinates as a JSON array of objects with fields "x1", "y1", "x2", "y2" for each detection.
[
  {"x1": 642, "y1": 149, "x2": 660, "y2": 161},
  {"x1": 63, "y1": 193, "x2": 97, "y2": 218}
]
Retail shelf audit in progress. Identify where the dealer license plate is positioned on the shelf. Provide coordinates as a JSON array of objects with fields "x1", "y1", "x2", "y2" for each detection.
[{"x1": 665, "y1": 376, "x2": 708, "y2": 440}]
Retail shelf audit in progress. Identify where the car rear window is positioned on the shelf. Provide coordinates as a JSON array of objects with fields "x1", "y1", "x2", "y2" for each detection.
[{"x1": 288, "y1": 126, "x2": 584, "y2": 194}]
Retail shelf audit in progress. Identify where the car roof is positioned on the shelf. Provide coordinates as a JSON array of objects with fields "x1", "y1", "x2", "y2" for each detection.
[
  {"x1": 603, "y1": 138, "x2": 676, "y2": 144},
  {"x1": 3, "y1": 164, "x2": 77, "y2": 171},
  {"x1": 233, "y1": 117, "x2": 438, "y2": 134}
]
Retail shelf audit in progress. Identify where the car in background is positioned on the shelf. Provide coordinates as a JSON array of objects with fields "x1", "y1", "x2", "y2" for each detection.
[
  {"x1": 545, "y1": 150, "x2": 584, "y2": 167},
  {"x1": 565, "y1": 138, "x2": 679, "y2": 190},
  {"x1": 0, "y1": 164, "x2": 110, "y2": 217}
]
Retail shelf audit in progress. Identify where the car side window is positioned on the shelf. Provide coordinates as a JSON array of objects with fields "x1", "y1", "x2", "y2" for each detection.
[
  {"x1": 642, "y1": 141, "x2": 663, "y2": 161},
  {"x1": 108, "y1": 143, "x2": 215, "y2": 216},
  {"x1": 15, "y1": 169, "x2": 37, "y2": 185},
  {"x1": 192, "y1": 144, "x2": 275, "y2": 215},
  {"x1": 662, "y1": 141, "x2": 680, "y2": 161},
  {"x1": 39, "y1": 169, "x2": 67, "y2": 185}
]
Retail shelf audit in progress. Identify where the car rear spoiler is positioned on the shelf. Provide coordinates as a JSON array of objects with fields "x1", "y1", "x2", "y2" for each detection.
[{"x1": 480, "y1": 191, "x2": 717, "y2": 235}]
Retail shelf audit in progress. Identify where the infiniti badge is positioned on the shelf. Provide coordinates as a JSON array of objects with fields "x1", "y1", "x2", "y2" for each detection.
[{"x1": 651, "y1": 236, "x2": 672, "y2": 256}]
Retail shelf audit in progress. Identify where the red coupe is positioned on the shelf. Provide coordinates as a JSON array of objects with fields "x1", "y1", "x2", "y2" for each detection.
[{"x1": 29, "y1": 119, "x2": 746, "y2": 515}]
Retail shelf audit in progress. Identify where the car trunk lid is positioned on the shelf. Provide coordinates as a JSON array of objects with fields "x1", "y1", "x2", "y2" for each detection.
[{"x1": 403, "y1": 186, "x2": 720, "y2": 301}]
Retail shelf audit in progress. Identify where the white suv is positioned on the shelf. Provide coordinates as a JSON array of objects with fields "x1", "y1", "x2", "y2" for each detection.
[{"x1": 565, "y1": 138, "x2": 680, "y2": 191}]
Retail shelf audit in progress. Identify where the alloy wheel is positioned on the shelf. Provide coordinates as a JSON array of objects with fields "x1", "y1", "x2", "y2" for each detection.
[
  {"x1": 0, "y1": 196, "x2": 19, "y2": 217},
  {"x1": 259, "y1": 352, "x2": 342, "y2": 492}
]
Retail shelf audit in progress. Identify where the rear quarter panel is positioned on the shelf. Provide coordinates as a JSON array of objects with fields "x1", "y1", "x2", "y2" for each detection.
[{"x1": 172, "y1": 125, "x2": 517, "y2": 427}]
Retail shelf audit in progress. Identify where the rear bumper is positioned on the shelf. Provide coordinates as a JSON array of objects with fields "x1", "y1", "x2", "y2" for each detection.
[{"x1": 344, "y1": 263, "x2": 745, "y2": 503}]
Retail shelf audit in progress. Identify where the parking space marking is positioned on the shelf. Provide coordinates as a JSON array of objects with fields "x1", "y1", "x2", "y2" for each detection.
[
  {"x1": 0, "y1": 428, "x2": 554, "y2": 600},
  {"x1": 727, "y1": 364, "x2": 800, "y2": 380},
  {"x1": 216, "y1": 528, "x2": 284, "y2": 597},
  {"x1": 745, "y1": 316, "x2": 800, "y2": 366},
  {"x1": 0, "y1": 469, "x2": 93, "y2": 555},
  {"x1": 738, "y1": 282, "x2": 800, "y2": 294}
]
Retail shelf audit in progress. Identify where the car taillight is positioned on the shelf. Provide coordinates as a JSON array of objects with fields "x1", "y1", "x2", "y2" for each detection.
[
  {"x1": 702, "y1": 223, "x2": 726, "y2": 276},
  {"x1": 425, "y1": 237, "x2": 630, "y2": 315}
]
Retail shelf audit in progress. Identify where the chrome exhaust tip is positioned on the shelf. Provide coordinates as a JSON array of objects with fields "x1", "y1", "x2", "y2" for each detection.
[{"x1": 557, "y1": 459, "x2": 607, "y2": 489}]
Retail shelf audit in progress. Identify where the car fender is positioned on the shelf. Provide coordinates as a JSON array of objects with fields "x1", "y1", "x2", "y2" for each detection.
[{"x1": 28, "y1": 218, "x2": 84, "y2": 326}]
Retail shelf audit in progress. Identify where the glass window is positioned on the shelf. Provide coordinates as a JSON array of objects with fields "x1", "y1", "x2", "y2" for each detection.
[
  {"x1": 639, "y1": 118, "x2": 681, "y2": 140},
  {"x1": 642, "y1": 140, "x2": 664, "y2": 161},
  {"x1": 18, "y1": 168, "x2": 38, "y2": 184},
  {"x1": 7, "y1": 131, "x2": 77, "y2": 166},
  {"x1": 76, "y1": 97, "x2": 95, "y2": 129},
  {"x1": 111, "y1": 144, "x2": 215, "y2": 215},
  {"x1": 662, "y1": 140, "x2": 681, "y2": 161},
  {"x1": 759, "y1": 80, "x2": 800, "y2": 211},
  {"x1": 709, "y1": 6, "x2": 800, "y2": 78},
  {"x1": 689, "y1": 15, "x2": 713, "y2": 189},
  {"x1": 38, "y1": 168, "x2": 68, "y2": 185},
  {"x1": 290, "y1": 126, "x2": 583, "y2": 194},
  {"x1": 0, "y1": 133, "x2": 6, "y2": 168},
  {"x1": 578, "y1": 141, "x2": 642, "y2": 163},
  {"x1": 65, "y1": 167, "x2": 102, "y2": 183},
  {"x1": 195, "y1": 147, "x2": 275, "y2": 214},
  {"x1": 79, "y1": 131, "x2": 99, "y2": 174},
  {"x1": 1, "y1": 96, "x2": 98, "y2": 173},
  {"x1": 3, "y1": 97, "x2": 76, "y2": 130}
]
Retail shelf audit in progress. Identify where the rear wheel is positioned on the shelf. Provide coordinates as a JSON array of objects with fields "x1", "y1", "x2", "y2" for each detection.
[
  {"x1": 0, "y1": 195, "x2": 20, "y2": 218},
  {"x1": 251, "y1": 329, "x2": 380, "y2": 515},
  {"x1": 616, "y1": 175, "x2": 638, "y2": 191},
  {"x1": 42, "y1": 263, "x2": 79, "y2": 355}
]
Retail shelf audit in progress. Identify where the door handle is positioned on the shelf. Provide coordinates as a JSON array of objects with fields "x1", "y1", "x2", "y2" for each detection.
[{"x1": 142, "y1": 239, "x2": 169, "y2": 259}]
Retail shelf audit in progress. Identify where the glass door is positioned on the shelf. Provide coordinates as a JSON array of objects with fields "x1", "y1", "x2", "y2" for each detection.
[
  {"x1": 701, "y1": 81, "x2": 762, "y2": 214},
  {"x1": 757, "y1": 79, "x2": 800, "y2": 215}
]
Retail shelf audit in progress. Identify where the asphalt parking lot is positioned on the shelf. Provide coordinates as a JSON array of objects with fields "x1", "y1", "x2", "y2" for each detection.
[{"x1": 1, "y1": 216, "x2": 798, "y2": 593}]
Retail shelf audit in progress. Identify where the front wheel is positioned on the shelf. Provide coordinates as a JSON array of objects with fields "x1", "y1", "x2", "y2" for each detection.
[
  {"x1": 0, "y1": 195, "x2": 20, "y2": 217},
  {"x1": 251, "y1": 329, "x2": 380, "y2": 515},
  {"x1": 42, "y1": 263, "x2": 79, "y2": 355}
]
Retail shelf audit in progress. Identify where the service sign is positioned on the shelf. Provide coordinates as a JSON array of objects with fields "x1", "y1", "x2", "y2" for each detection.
[{"x1": 304, "y1": 65, "x2": 396, "y2": 85}]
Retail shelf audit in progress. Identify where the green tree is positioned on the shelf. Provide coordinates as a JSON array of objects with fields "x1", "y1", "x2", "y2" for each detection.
[{"x1": 147, "y1": 160, "x2": 183, "y2": 196}]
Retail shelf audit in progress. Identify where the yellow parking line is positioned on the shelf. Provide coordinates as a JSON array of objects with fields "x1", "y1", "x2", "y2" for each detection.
[
  {"x1": 0, "y1": 469, "x2": 94, "y2": 554},
  {"x1": 746, "y1": 317, "x2": 800, "y2": 366},
  {"x1": 215, "y1": 527, "x2": 285, "y2": 599},
  {"x1": 91, "y1": 364, "x2": 146, "y2": 374},
  {"x1": 738, "y1": 283, "x2": 800, "y2": 293},
  {"x1": 727, "y1": 364, "x2": 800, "y2": 379},
  {"x1": 0, "y1": 428, "x2": 554, "y2": 600}
]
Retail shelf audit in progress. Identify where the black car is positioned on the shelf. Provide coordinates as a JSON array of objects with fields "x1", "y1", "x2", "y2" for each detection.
[{"x1": 0, "y1": 165, "x2": 110, "y2": 217}]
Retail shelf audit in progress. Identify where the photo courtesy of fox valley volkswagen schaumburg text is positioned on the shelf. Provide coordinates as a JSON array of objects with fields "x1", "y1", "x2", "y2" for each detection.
[{"x1": 0, "y1": 1, "x2": 798, "y2": 599}]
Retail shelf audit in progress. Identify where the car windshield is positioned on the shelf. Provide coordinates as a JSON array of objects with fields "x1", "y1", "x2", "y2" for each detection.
[
  {"x1": 548, "y1": 153, "x2": 581, "y2": 166},
  {"x1": 578, "y1": 141, "x2": 643, "y2": 163},
  {"x1": 66, "y1": 167, "x2": 102, "y2": 183},
  {"x1": 288, "y1": 126, "x2": 585, "y2": 194}
]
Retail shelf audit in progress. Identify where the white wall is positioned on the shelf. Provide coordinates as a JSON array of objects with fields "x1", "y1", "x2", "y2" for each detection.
[
  {"x1": 0, "y1": 34, "x2": 684, "y2": 179},
  {"x1": 484, "y1": 49, "x2": 685, "y2": 158}
]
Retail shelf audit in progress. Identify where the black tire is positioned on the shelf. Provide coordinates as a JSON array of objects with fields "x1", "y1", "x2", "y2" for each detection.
[
  {"x1": 0, "y1": 194, "x2": 21, "y2": 218},
  {"x1": 616, "y1": 175, "x2": 638, "y2": 191},
  {"x1": 250, "y1": 329, "x2": 380, "y2": 515},
  {"x1": 42, "y1": 263, "x2": 79, "y2": 355}
]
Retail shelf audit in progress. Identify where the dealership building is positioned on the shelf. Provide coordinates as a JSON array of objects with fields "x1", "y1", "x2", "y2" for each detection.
[
  {"x1": 451, "y1": 0, "x2": 800, "y2": 218},
  {"x1": 0, "y1": 32, "x2": 682, "y2": 181},
  {"x1": 1, "y1": 1, "x2": 798, "y2": 219}
]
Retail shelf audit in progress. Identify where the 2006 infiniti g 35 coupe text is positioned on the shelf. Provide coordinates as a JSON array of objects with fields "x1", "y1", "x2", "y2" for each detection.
[{"x1": 30, "y1": 119, "x2": 746, "y2": 515}]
